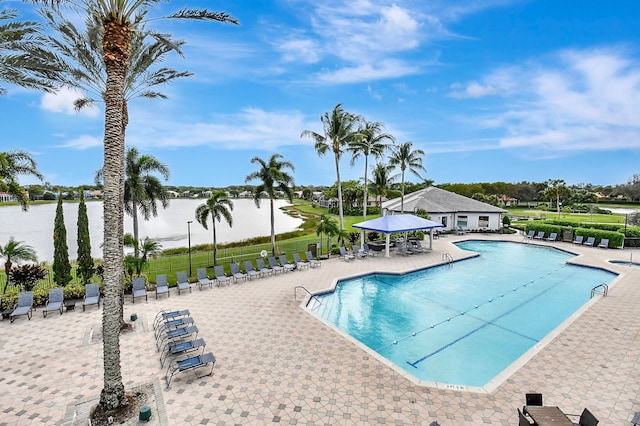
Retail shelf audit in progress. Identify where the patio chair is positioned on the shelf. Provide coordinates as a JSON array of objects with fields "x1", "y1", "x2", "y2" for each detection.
[
  {"x1": 414, "y1": 240, "x2": 431, "y2": 253},
  {"x1": 197, "y1": 268, "x2": 213, "y2": 290},
  {"x1": 214, "y1": 265, "x2": 230, "y2": 286},
  {"x1": 631, "y1": 411, "x2": 640, "y2": 425},
  {"x1": 132, "y1": 277, "x2": 147, "y2": 303},
  {"x1": 230, "y1": 262, "x2": 247, "y2": 283},
  {"x1": 155, "y1": 274, "x2": 170, "y2": 299},
  {"x1": 339, "y1": 246, "x2": 355, "y2": 261},
  {"x1": 160, "y1": 337, "x2": 207, "y2": 367},
  {"x1": 176, "y1": 271, "x2": 191, "y2": 295},
  {"x1": 83, "y1": 283, "x2": 100, "y2": 311},
  {"x1": 533, "y1": 231, "x2": 545, "y2": 240},
  {"x1": 10, "y1": 291, "x2": 34, "y2": 322},
  {"x1": 546, "y1": 232, "x2": 558, "y2": 242},
  {"x1": 279, "y1": 254, "x2": 295, "y2": 272},
  {"x1": 597, "y1": 238, "x2": 609, "y2": 249},
  {"x1": 154, "y1": 309, "x2": 190, "y2": 331},
  {"x1": 243, "y1": 260, "x2": 261, "y2": 280},
  {"x1": 518, "y1": 408, "x2": 533, "y2": 426},
  {"x1": 456, "y1": 226, "x2": 467, "y2": 235},
  {"x1": 572, "y1": 235, "x2": 584, "y2": 244},
  {"x1": 305, "y1": 251, "x2": 321, "y2": 267},
  {"x1": 292, "y1": 253, "x2": 309, "y2": 269},
  {"x1": 157, "y1": 324, "x2": 199, "y2": 352},
  {"x1": 352, "y1": 245, "x2": 367, "y2": 259},
  {"x1": 363, "y1": 242, "x2": 378, "y2": 257},
  {"x1": 43, "y1": 287, "x2": 64, "y2": 317},
  {"x1": 584, "y1": 236, "x2": 596, "y2": 247},
  {"x1": 396, "y1": 244, "x2": 413, "y2": 256},
  {"x1": 155, "y1": 317, "x2": 196, "y2": 345},
  {"x1": 525, "y1": 393, "x2": 543, "y2": 407},
  {"x1": 165, "y1": 351, "x2": 216, "y2": 388},
  {"x1": 523, "y1": 230, "x2": 535, "y2": 242},
  {"x1": 566, "y1": 407, "x2": 599, "y2": 426},
  {"x1": 268, "y1": 257, "x2": 284, "y2": 274},
  {"x1": 256, "y1": 258, "x2": 273, "y2": 277}
]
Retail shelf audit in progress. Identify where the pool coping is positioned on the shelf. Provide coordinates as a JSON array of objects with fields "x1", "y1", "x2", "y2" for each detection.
[{"x1": 299, "y1": 239, "x2": 626, "y2": 394}]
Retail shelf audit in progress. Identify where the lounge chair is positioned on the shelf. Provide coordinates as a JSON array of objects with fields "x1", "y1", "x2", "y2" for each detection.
[
  {"x1": 213, "y1": 265, "x2": 230, "y2": 286},
  {"x1": 352, "y1": 245, "x2": 367, "y2": 259},
  {"x1": 10, "y1": 291, "x2": 34, "y2": 322},
  {"x1": 584, "y1": 236, "x2": 596, "y2": 247},
  {"x1": 268, "y1": 257, "x2": 284, "y2": 274},
  {"x1": 160, "y1": 337, "x2": 207, "y2": 367},
  {"x1": 533, "y1": 231, "x2": 545, "y2": 240},
  {"x1": 157, "y1": 324, "x2": 199, "y2": 352},
  {"x1": 598, "y1": 238, "x2": 609, "y2": 249},
  {"x1": 256, "y1": 258, "x2": 272, "y2": 277},
  {"x1": 43, "y1": 287, "x2": 64, "y2": 317},
  {"x1": 153, "y1": 309, "x2": 190, "y2": 331},
  {"x1": 572, "y1": 235, "x2": 584, "y2": 244},
  {"x1": 197, "y1": 268, "x2": 213, "y2": 290},
  {"x1": 546, "y1": 232, "x2": 557, "y2": 242},
  {"x1": 456, "y1": 226, "x2": 467, "y2": 235},
  {"x1": 132, "y1": 277, "x2": 147, "y2": 303},
  {"x1": 243, "y1": 260, "x2": 261, "y2": 280},
  {"x1": 523, "y1": 230, "x2": 535, "y2": 242},
  {"x1": 155, "y1": 274, "x2": 170, "y2": 299},
  {"x1": 230, "y1": 262, "x2": 247, "y2": 283},
  {"x1": 165, "y1": 351, "x2": 216, "y2": 388},
  {"x1": 176, "y1": 271, "x2": 191, "y2": 294},
  {"x1": 339, "y1": 246, "x2": 355, "y2": 261},
  {"x1": 305, "y1": 251, "x2": 321, "y2": 267},
  {"x1": 155, "y1": 317, "x2": 196, "y2": 344},
  {"x1": 83, "y1": 283, "x2": 100, "y2": 311},
  {"x1": 396, "y1": 244, "x2": 413, "y2": 256},
  {"x1": 631, "y1": 411, "x2": 640, "y2": 426},
  {"x1": 292, "y1": 253, "x2": 309, "y2": 269},
  {"x1": 566, "y1": 407, "x2": 599, "y2": 426},
  {"x1": 279, "y1": 254, "x2": 295, "y2": 272},
  {"x1": 409, "y1": 240, "x2": 428, "y2": 253},
  {"x1": 363, "y1": 243, "x2": 378, "y2": 257}
]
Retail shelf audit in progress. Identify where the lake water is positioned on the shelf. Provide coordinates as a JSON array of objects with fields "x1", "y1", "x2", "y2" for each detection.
[{"x1": 0, "y1": 198, "x2": 303, "y2": 262}]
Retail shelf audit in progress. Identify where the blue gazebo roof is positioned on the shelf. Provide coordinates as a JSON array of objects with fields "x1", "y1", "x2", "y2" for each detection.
[{"x1": 353, "y1": 214, "x2": 444, "y2": 234}]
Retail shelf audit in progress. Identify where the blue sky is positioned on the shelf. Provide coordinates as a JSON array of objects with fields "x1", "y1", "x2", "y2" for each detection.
[{"x1": 3, "y1": 0, "x2": 640, "y2": 188}]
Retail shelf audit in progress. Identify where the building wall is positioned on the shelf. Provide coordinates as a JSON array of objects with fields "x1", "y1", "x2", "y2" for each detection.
[{"x1": 431, "y1": 212, "x2": 502, "y2": 230}]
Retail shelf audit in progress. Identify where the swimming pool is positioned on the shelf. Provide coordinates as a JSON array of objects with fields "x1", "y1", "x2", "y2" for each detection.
[{"x1": 310, "y1": 241, "x2": 617, "y2": 391}]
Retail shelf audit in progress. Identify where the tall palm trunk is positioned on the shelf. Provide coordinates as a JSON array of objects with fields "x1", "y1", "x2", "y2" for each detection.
[
  {"x1": 3, "y1": 260, "x2": 11, "y2": 292},
  {"x1": 361, "y1": 155, "x2": 369, "y2": 247},
  {"x1": 211, "y1": 218, "x2": 217, "y2": 266},
  {"x1": 131, "y1": 198, "x2": 139, "y2": 258},
  {"x1": 334, "y1": 154, "x2": 344, "y2": 230},
  {"x1": 270, "y1": 198, "x2": 276, "y2": 256},
  {"x1": 400, "y1": 171, "x2": 406, "y2": 213},
  {"x1": 98, "y1": 18, "x2": 128, "y2": 411}
]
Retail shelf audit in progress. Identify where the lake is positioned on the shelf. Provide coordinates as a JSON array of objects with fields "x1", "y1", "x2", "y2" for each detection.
[{"x1": 0, "y1": 198, "x2": 303, "y2": 262}]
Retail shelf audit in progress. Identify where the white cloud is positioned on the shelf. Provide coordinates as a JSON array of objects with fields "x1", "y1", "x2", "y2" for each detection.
[
  {"x1": 127, "y1": 108, "x2": 317, "y2": 151},
  {"x1": 278, "y1": 38, "x2": 322, "y2": 64},
  {"x1": 316, "y1": 60, "x2": 420, "y2": 84},
  {"x1": 54, "y1": 134, "x2": 102, "y2": 150},
  {"x1": 448, "y1": 81, "x2": 498, "y2": 98},
  {"x1": 40, "y1": 87, "x2": 100, "y2": 117},
  {"x1": 460, "y1": 48, "x2": 640, "y2": 152}
]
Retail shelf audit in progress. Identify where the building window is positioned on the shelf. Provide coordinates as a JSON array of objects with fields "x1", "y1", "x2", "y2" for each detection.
[
  {"x1": 457, "y1": 216, "x2": 468, "y2": 227},
  {"x1": 479, "y1": 216, "x2": 489, "y2": 228}
]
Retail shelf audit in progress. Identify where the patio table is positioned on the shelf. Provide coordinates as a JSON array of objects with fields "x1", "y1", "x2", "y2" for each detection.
[{"x1": 524, "y1": 406, "x2": 573, "y2": 426}]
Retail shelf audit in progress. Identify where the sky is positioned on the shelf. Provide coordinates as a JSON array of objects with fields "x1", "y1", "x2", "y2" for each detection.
[{"x1": 2, "y1": 0, "x2": 640, "y2": 189}]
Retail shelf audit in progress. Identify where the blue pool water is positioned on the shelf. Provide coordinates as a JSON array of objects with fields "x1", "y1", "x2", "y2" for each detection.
[{"x1": 312, "y1": 241, "x2": 617, "y2": 388}]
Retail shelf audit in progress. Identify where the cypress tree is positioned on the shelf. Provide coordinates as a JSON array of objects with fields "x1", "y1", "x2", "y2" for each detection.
[
  {"x1": 76, "y1": 191, "x2": 94, "y2": 283},
  {"x1": 53, "y1": 194, "x2": 72, "y2": 286}
]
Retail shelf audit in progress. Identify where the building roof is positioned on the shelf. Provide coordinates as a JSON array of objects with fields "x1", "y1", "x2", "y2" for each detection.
[{"x1": 382, "y1": 186, "x2": 506, "y2": 214}]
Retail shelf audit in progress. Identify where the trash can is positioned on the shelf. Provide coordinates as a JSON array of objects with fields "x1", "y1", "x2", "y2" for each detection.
[{"x1": 139, "y1": 406, "x2": 151, "y2": 422}]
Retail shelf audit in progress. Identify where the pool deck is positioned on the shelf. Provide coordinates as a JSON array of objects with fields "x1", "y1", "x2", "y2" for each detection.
[{"x1": 1, "y1": 233, "x2": 639, "y2": 425}]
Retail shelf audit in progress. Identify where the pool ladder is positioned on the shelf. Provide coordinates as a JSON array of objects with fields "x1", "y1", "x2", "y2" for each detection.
[
  {"x1": 442, "y1": 253, "x2": 453, "y2": 264},
  {"x1": 294, "y1": 286, "x2": 322, "y2": 308},
  {"x1": 590, "y1": 283, "x2": 608, "y2": 298}
]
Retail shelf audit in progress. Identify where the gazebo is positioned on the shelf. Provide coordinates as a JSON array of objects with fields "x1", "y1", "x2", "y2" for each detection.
[{"x1": 352, "y1": 214, "x2": 444, "y2": 257}]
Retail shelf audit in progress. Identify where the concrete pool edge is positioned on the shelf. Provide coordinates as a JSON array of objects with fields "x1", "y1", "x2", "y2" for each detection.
[{"x1": 298, "y1": 239, "x2": 626, "y2": 394}]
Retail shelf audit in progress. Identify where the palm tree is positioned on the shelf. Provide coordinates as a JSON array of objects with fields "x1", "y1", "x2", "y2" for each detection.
[
  {"x1": 0, "y1": 151, "x2": 43, "y2": 211},
  {"x1": 348, "y1": 120, "x2": 394, "y2": 245},
  {"x1": 245, "y1": 154, "x2": 295, "y2": 257},
  {"x1": 301, "y1": 103, "x2": 361, "y2": 231},
  {"x1": 123, "y1": 233, "x2": 162, "y2": 276},
  {"x1": 123, "y1": 147, "x2": 169, "y2": 258},
  {"x1": 32, "y1": 0, "x2": 237, "y2": 412},
  {"x1": 0, "y1": 237, "x2": 37, "y2": 293},
  {"x1": 315, "y1": 214, "x2": 339, "y2": 256},
  {"x1": 388, "y1": 142, "x2": 427, "y2": 213},
  {"x1": 195, "y1": 191, "x2": 234, "y2": 267},
  {"x1": 0, "y1": 5, "x2": 58, "y2": 94},
  {"x1": 370, "y1": 162, "x2": 396, "y2": 208}
]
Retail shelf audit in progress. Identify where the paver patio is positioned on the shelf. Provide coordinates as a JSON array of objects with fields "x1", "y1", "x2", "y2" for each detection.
[{"x1": 0, "y1": 234, "x2": 638, "y2": 425}]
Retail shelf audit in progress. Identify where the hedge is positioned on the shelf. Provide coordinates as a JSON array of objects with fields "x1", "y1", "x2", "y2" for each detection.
[{"x1": 524, "y1": 223, "x2": 624, "y2": 248}]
